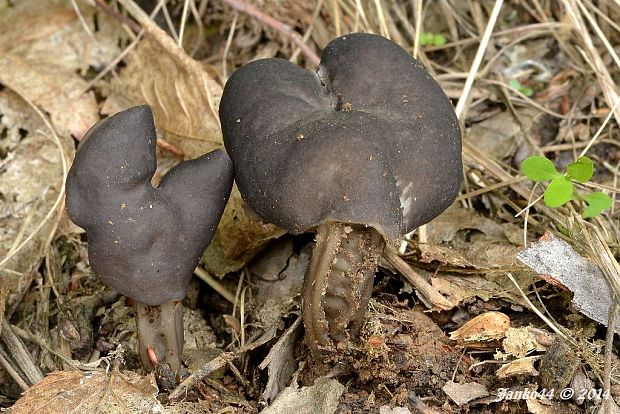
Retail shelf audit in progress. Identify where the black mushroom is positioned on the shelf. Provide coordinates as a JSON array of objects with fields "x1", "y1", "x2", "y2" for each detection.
[
  {"x1": 220, "y1": 33, "x2": 462, "y2": 355},
  {"x1": 66, "y1": 106, "x2": 233, "y2": 372}
]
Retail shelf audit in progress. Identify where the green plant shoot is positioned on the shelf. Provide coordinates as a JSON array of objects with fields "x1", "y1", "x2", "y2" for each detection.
[
  {"x1": 521, "y1": 155, "x2": 612, "y2": 218},
  {"x1": 508, "y1": 79, "x2": 534, "y2": 97},
  {"x1": 419, "y1": 32, "x2": 447, "y2": 47}
]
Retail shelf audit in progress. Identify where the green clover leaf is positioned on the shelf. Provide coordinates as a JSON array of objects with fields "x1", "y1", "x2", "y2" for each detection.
[
  {"x1": 543, "y1": 177, "x2": 573, "y2": 208},
  {"x1": 566, "y1": 156, "x2": 594, "y2": 183},
  {"x1": 521, "y1": 156, "x2": 562, "y2": 181},
  {"x1": 582, "y1": 192, "x2": 612, "y2": 218}
]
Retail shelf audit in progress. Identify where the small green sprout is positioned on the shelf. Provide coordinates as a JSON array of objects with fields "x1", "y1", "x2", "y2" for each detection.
[
  {"x1": 508, "y1": 79, "x2": 534, "y2": 97},
  {"x1": 419, "y1": 32, "x2": 447, "y2": 47},
  {"x1": 521, "y1": 155, "x2": 612, "y2": 218}
]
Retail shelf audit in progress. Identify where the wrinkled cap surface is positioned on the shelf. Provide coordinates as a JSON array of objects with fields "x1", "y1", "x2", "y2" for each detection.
[
  {"x1": 66, "y1": 106, "x2": 233, "y2": 305},
  {"x1": 220, "y1": 33, "x2": 462, "y2": 240}
]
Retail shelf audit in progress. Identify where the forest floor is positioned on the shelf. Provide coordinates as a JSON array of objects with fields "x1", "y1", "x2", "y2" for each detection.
[{"x1": 1, "y1": 0, "x2": 620, "y2": 413}]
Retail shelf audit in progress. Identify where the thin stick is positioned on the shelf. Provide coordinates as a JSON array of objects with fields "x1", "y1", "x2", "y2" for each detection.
[
  {"x1": 169, "y1": 329, "x2": 275, "y2": 401},
  {"x1": 94, "y1": 0, "x2": 141, "y2": 32},
  {"x1": 178, "y1": 0, "x2": 191, "y2": 47},
  {"x1": 332, "y1": 0, "x2": 341, "y2": 37},
  {"x1": 506, "y1": 273, "x2": 570, "y2": 342},
  {"x1": 455, "y1": 176, "x2": 527, "y2": 201},
  {"x1": 412, "y1": 0, "x2": 423, "y2": 58},
  {"x1": 373, "y1": 0, "x2": 389, "y2": 38},
  {"x1": 83, "y1": 0, "x2": 168, "y2": 95},
  {"x1": 0, "y1": 349, "x2": 29, "y2": 391},
  {"x1": 454, "y1": 0, "x2": 504, "y2": 119},
  {"x1": 71, "y1": 0, "x2": 97, "y2": 42},
  {"x1": 222, "y1": 12, "x2": 239, "y2": 79},
  {"x1": 290, "y1": 0, "x2": 322, "y2": 63},
  {"x1": 603, "y1": 302, "x2": 619, "y2": 412},
  {"x1": 194, "y1": 267, "x2": 236, "y2": 304},
  {"x1": 515, "y1": 194, "x2": 544, "y2": 218},
  {"x1": 579, "y1": 99, "x2": 620, "y2": 157},
  {"x1": 383, "y1": 247, "x2": 453, "y2": 311},
  {"x1": 161, "y1": 1, "x2": 180, "y2": 43},
  {"x1": 0, "y1": 320, "x2": 43, "y2": 384}
]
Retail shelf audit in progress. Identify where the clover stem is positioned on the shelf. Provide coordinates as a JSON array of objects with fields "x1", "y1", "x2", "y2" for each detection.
[
  {"x1": 135, "y1": 300, "x2": 184, "y2": 373},
  {"x1": 302, "y1": 222, "x2": 384, "y2": 354}
]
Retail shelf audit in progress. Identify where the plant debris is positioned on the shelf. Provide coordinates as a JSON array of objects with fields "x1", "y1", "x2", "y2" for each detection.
[{"x1": 2, "y1": 0, "x2": 620, "y2": 413}]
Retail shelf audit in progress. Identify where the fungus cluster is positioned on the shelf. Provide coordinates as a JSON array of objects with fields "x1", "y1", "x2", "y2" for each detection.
[
  {"x1": 220, "y1": 33, "x2": 462, "y2": 353},
  {"x1": 66, "y1": 33, "x2": 461, "y2": 370},
  {"x1": 66, "y1": 106, "x2": 233, "y2": 372}
]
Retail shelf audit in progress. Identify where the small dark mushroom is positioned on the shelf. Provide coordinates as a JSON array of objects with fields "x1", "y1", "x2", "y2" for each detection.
[
  {"x1": 66, "y1": 106, "x2": 233, "y2": 372},
  {"x1": 220, "y1": 33, "x2": 462, "y2": 354}
]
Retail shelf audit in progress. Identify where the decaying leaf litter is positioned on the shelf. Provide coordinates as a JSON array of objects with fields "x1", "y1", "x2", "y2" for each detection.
[{"x1": 0, "y1": 0, "x2": 619, "y2": 413}]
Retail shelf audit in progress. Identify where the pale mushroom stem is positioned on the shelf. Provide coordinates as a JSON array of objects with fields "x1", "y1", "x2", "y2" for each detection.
[
  {"x1": 135, "y1": 300, "x2": 184, "y2": 373},
  {"x1": 303, "y1": 222, "x2": 385, "y2": 354}
]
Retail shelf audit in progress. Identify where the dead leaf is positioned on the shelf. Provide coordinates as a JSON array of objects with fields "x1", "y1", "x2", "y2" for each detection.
[
  {"x1": 0, "y1": 0, "x2": 125, "y2": 138},
  {"x1": 450, "y1": 311, "x2": 510, "y2": 347},
  {"x1": 526, "y1": 398, "x2": 582, "y2": 414},
  {"x1": 497, "y1": 356, "x2": 540, "y2": 378},
  {"x1": 538, "y1": 337, "x2": 580, "y2": 392},
  {"x1": 102, "y1": 17, "x2": 222, "y2": 158},
  {"x1": 517, "y1": 233, "x2": 619, "y2": 333},
  {"x1": 11, "y1": 369, "x2": 164, "y2": 414},
  {"x1": 202, "y1": 186, "x2": 286, "y2": 277},
  {"x1": 0, "y1": 55, "x2": 99, "y2": 138},
  {"x1": 0, "y1": 89, "x2": 74, "y2": 312},
  {"x1": 413, "y1": 244, "x2": 473, "y2": 267},
  {"x1": 501, "y1": 327, "x2": 546, "y2": 359},
  {"x1": 464, "y1": 109, "x2": 536, "y2": 161},
  {"x1": 259, "y1": 317, "x2": 303, "y2": 403},
  {"x1": 427, "y1": 204, "x2": 522, "y2": 245},
  {"x1": 431, "y1": 273, "x2": 524, "y2": 306},
  {"x1": 442, "y1": 381, "x2": 489, "y2": 406},
  {"x1": 251, "y1": 239, "x2": 308, "y2": 328},
  {"x1": 261, "y1": 376, "x2": 344, "y2": 414},
  {"x1": 0, "y1": 0, "x2": 123, "y2": 72}
]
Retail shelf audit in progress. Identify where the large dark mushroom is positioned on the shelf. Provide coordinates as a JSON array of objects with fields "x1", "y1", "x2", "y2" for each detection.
[
  {"x1": 66, "y1": 106, "x2": 233, "y2": 372},
  {"x1": 220, "y1": 33, "x2": 462, "y2": 354}
]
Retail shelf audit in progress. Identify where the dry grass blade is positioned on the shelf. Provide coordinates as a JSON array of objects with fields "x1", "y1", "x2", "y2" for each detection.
[
  {"x1": 454, "y1": 0, "x2": 504, "y2": 119},
  {"x1": 562, "y1": 0, "x2": 620, "y2": 125}
]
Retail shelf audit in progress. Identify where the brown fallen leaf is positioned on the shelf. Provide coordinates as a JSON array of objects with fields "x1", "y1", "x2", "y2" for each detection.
[
  {"x1": 11, "y1": 369, "x2": 163, "y2": 414},
  {"x1": 0, "y1": 89, "x2": 74, "y2": 311},
  {"x1": 261, "y1": 376, "x2": 344, "y2": 414},
  {"x1": 202, "y1": 187, "x2": 286, "y2": 277},
  {"x1": 259, "y1": 317, "x2": 303, "y2": 403},
  {"x1": 0, "y1": 55, "x2": 99, "y2": 139},
  {"x1": 0, "y1": 0, "x2": 123, "y2": 72},
  {"x1": 431, "y1": 273, "x2": 524, "y2": 306},
  {"x1": 102, "y1": 0, "x2": 222, "y2": 159},
  {"x1": 496, "y1": 356, "x2": 540, "y2": 378},
  {"x1": 450, "y1": 311, "x2": 510, "y2": 348},
  {"x1": 442, "y1": 381, "x2": 489, "y2": 406},
  {"x1": 0, "y1": 0, "x2": 125, "y2": 139}
]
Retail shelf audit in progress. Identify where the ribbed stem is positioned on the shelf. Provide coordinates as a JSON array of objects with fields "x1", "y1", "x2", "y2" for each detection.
[
  {"x1": 303, "y1": 222, "x2": 384, "y2": 354},
  {"x1": 135, "y1": 300, "x2": 184, "y2": 373}
]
